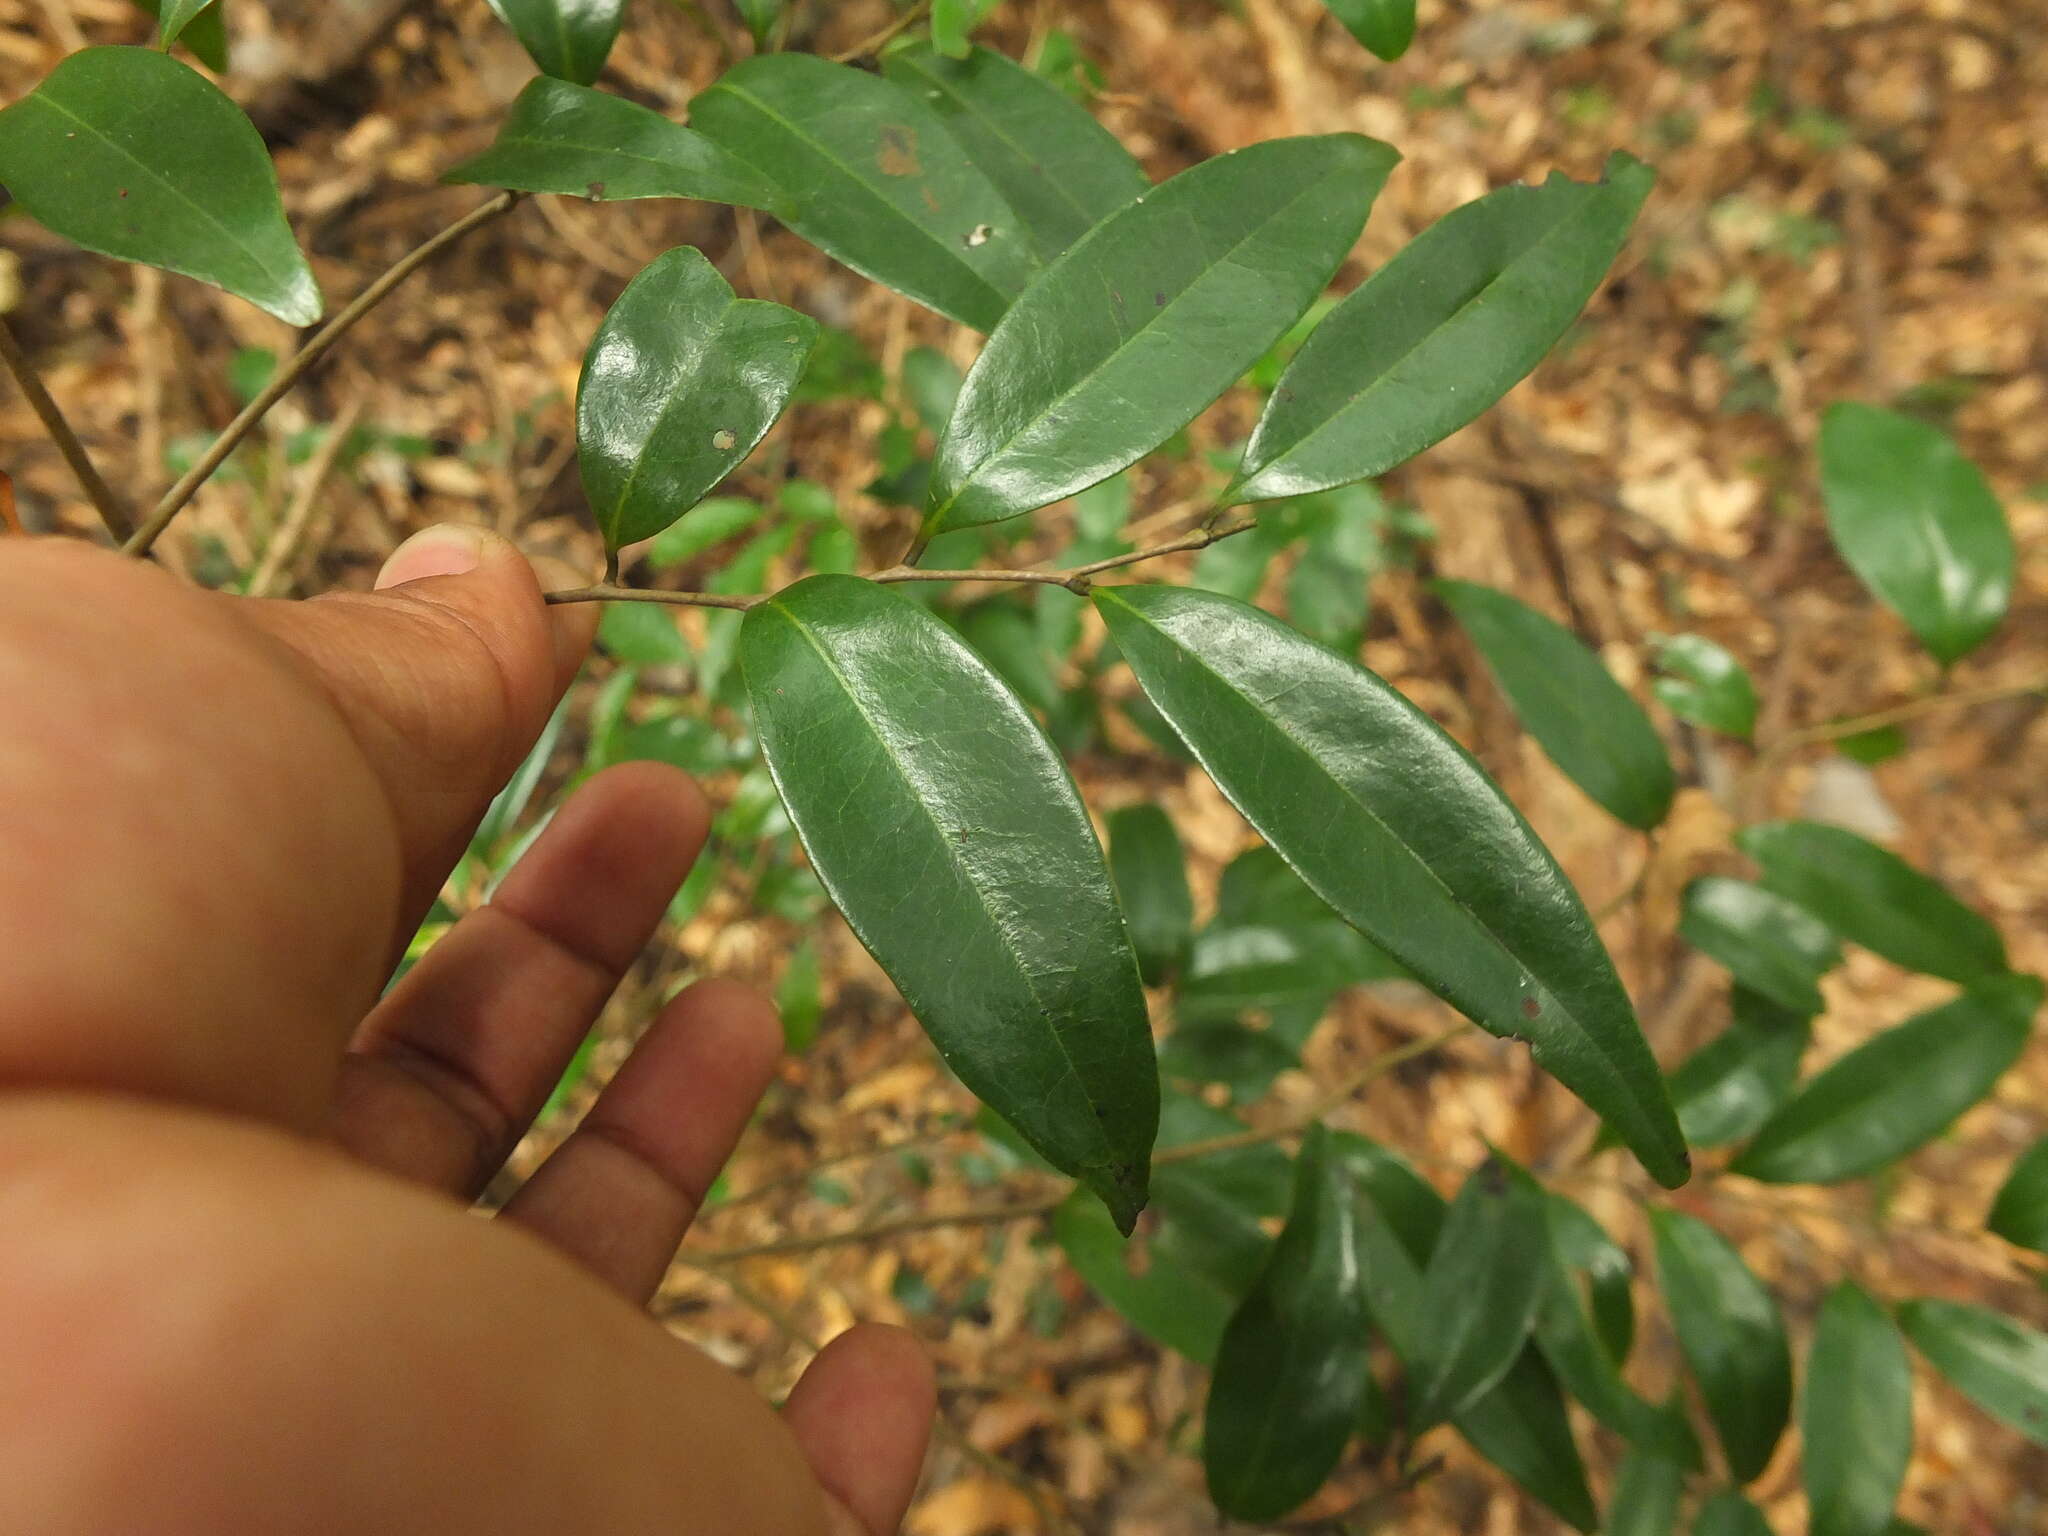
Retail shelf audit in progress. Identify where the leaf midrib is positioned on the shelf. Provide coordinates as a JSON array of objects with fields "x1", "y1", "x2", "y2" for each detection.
[
  {"x1": 756, "y1": 596, "x2": 1120, "y2": 1175},
  {"x1": 933, "y1": 152, "x2": 1357, "y2": 526}
]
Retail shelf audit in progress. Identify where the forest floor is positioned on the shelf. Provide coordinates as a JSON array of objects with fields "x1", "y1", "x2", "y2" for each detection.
[{"x1": 3, "y1": 0, "x2": 2047, "y2": 1531}]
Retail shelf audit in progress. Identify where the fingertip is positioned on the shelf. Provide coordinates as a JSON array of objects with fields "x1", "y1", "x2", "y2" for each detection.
[{"x1": 786, "y1": 1325, "x2": 937, "y2": 1536}]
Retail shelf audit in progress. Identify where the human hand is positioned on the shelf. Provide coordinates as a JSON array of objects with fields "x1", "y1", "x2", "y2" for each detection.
[{"x1": 0, "y1": 530, "x2": 934, "y2": 1535}]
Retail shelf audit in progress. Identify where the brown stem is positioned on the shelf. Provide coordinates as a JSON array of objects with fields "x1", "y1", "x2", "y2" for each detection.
[
  {"x1": 1758, "y1": 673, "x2": 2048, "y2": 768},
  {"x1": 245, "y1": 397, "x2": 366, "y2": 597},
  {"x1": 124, "y1": 192, "x2": 521, "y2": 560},
  {"x1": 829, "y1": 0, "x2": 930, "y2": 60},
  {"x1": 0, "y1": 317, "x2": 136, "y2": 540},
  {"x1": 695, "y1": 1191, "x2": 1070, "y2": 1263}
]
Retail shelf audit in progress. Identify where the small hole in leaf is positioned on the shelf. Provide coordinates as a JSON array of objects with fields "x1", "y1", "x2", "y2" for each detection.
[{"x1": 711, "y1": 429, "x2": 737, "y2": 451}]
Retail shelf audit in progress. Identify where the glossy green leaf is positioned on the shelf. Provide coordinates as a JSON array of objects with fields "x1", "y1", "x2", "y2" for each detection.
[
  {"x1": 881, "y1": 44, "x2": 1148, "y2": 262},
  {"x1": 927, "y1": 134, "x2": 1397, "y2": 535},
  {"x1": 1652, "y1": 633, "x2": 1758, "y2": 740},
  {"x1": 1607, "y1": 1440, "x2": 1687, "y2": 1536},
  {"x1": 1179, "y1": 921, "x2": 1403, "y2": 1020},
  {"x1": 484, "y1": 0, "x2": 624, "y2": 85},
  {"x1": 1694, "y1": 1493, "x2": 1773, "y2": 1536},
  {"x1": 1204, "y1": 1127, "x2": 1367, "y2": 1522},
  {"x1": 690, "y1": 54, "x2": 1037, "y2": 331},
  {"x1": 1217, "y1": 845, "x2": 1337, "y2": 928},
  {"x1": 155, "y1": 0, "x2": 216, "y2": 52},
  {"x1": 131, "y1": 0, "x2": 227, "y2": 70},
  {"x1": 1738, "y1": 820, "x2": 2008, "y2": 984},
  {"x1": 1107, "y1": 805, "x2": 1193, "y2": 986},
  {"x1": 1820, "y1": 403, "x2": 2014, "y2": 665},
  {"x1": 1340, "y1": 1139, "x2": 1596, "y2": 1531},
  {"x1": 1545, "y1": 1193, "x2": 1635, "y2": 1364},
  {"x1": 577, "y1": 246, "x2": 817, "y2": 552},
  {"x1": 1667, "y1": 988, "x2": 1812, "y2": 1147},
  {"x1": 1651, "y1": 1208, "x2": 1792, "y2": 1482},
  {"x1": 1097, "y1": 584, "x2": 1689, "y2": 1187},
  {"x1": 1989, "y1": 1137, "x2": 2048, "y2": 1255},
  {"x1": 1151, "y1": 1092, "x2": 1292, "y2": 1294},
  {"x1": 1804, "y1": 1281, "x2": 1912, "y2": 1536},
  {"x1": 445, "y1": 78, "x2": 787, "y2": 212},
  {"x1": 1409, "y1": 1159, "x2": 1549, "y2": 1429},
  {"x1": 1053, "y1": 1190, "x2": 1235, "y2": 1364},
  {"x1": 1438, "y1": 579, "x2": 1676, "y2": 830},
  {"x1": 1898, "y1": 1298, "x2": 2048, "y2": 1446},
  {"x1": 1324, "y1": 0, "x2": 1416, "y2": 60},
  {"x1": 0, "y1": 47, "x2": 320, "y2": 325},
  {"x1": 742, "y1": 576, "x2": 1157, "y2": 1227},
  {"x1": 1731, "y1": 975, "x2": 2043, "y2": 1185},
  {"x1": 1679, "y1": 877, "x2": 1841, "y2": 1017},
  {"x1": 1231, "y1": 154, "x2": 1652, "y2": 502}
]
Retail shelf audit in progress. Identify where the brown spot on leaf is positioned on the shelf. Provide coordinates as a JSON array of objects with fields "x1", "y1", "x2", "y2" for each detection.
[
  {"x1": 586, "y1": 181, "x2": 606, "y2": 200},
  {"x1": 877, "y1": 124, "x2": 921, "y2": 178}
]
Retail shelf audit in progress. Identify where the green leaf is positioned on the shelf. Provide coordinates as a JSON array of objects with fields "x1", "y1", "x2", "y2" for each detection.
[
  {"x1": 1159, "y1": 1023, "x2": 1298, "y2": 1098},
  {"x1": 1408, "y1": 1159, "x2": 1549, "y2": 1429},
  {"x1": 444, "y1": 77, "x2": 787, "y2": 212},
  {"x1": 154, "y1": 0, "x2": 216, "y2": 53},
  {"x1": 1204, "y1": 1127, "x2": 1367, "y2": 1522},
  {"x1": 577, "y1": 246, "x2": 817, "y2": 552},
  {"x1": 1652, "y1": 633, "x2": 1758, "y2": 740},
  {"x1": 1737, "y1": 820, "x2": 2008, "y2": 984},
  {"x1": 1607, "y1": 1440, "x2": 1687, "y2": 1536},
  {"x1": 0, "y1": 47, "x2": 320, "y2": 325},
  {"x1": 1179, "y1": 921, "x2": 1402, "y2": 1020},
  {"x1": 1989, "y1": 1137, "x2": 2048, "y2": 1255},
  {"x1": 690, "y1": 54, "x2": 1038, "y2": 331},
  {"x1": 1898, "y1": 1298, "x2": 2048, "y2": 1446},
  {"x1": 777, "y1": 937, "x2": 824, "y2": 1051},
  {"x1": 1666, "y1": 988, "x2": 1812, "y2": 1147},
  {"x1": 1151, "y1": 1091, "x2": 1292, "y2": 1294},
  {"x1": 927, "y1": 134, "x2": 1398, "y2": 535},
  {"x1": 131, "y1": 0, "x2": 228, "y2": 70},
  {"x1": 731, "y1": 0, "x2": 781, "y2": 46},
  {"x1": 1437, "y1": 579, "x2": 1676, "y2": 830},
  {"x1": 1107, "y1": 805, "x2": 1193, "y2": 986},
  {"x1": 1096, "y1": 584, "x2": 1689, "y2": 1187},
  {"x1": 881, "y1": 44, "x2": 1149, "y2": 262},
  {"x1": 1459, "y1": 1350, "x2": 1600, "y2": 1532},
  {"x1": 955, "y1": 597, "x2": 1061, "y2": 714},
  {"x1": 1679, "y1": 876, "x2": 1842, "y2": 1017},
  {"x1": 472, "y1": 696, "x2": 569, "y2": 854},
  {"x1": 742, "y1": 576, "x2": 1157, "y2": 1228},
  {"x1": 1804, "y1": 1281, "x2": 1912, "y2": 1536},
  {"x1": 1544, "y1": 1193, "x2": 1635, "y2": 1364},
  {"x1": 902, "y1": 345, "x2": 964, "y2": 434},
  {"x1": 1819, "y1": 403, "x2": 2014, "y2": 665},
  {"x1": 607, "y1": 712, "x2": 730, "y2": 777},
  {"x1": 1693, "y1": 1493, "x2": 1773, "y2": 1536},
  {"x1": 928, "y1": 0, "x2": 994, "y2": 57},
  {"x1": 484, "y1": 0, "x2": 625, "y2": 85},
  {"x1": 1323, "y1": 0, "x2": 1416, "y2": 60},
  {"x1": 645, "y1": 496, "x2": 765, "y2": 569},
  {"x1": 1052, "y1": 1189, "x2": 1235, "y2": 1364},
  {"x1": 1231, "y1": 154, "x2": 1652, "y2": 502},
  {"x1": 597, "y1": 601, "x2": 692, "y2": 665},
  {"x1": 1651, "y1": 1208, "x2": 1792, "y2": 1482},
  {"x1": 1730, "y1": 974, "x2": 2042, "y2": 1185}
]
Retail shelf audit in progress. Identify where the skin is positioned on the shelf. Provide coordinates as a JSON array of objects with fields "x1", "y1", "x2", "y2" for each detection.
[{"x1": 0, "y1": 528, "x2": 935, "y2": 1535}]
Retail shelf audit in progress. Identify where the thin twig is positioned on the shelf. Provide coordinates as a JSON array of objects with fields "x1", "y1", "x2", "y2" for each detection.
[
  {"x1": 1755, "y1": 673, "x2": 2048, "y2": 775},
  {"x1": 0, "y1": 317, "x2": 136, "y2": 540},
  {"x1": 543, "y1": 516, "x2": 1262, "y2": 611},
  {"x1": 246, "y1": 398, "x2": 366, "y2": 597},
  {"x1": 124, "y1": 192, "x2": 521, "y2": 559},
  {"x1": 829, "y1": 0, "x2": 931, "y2": 61}
]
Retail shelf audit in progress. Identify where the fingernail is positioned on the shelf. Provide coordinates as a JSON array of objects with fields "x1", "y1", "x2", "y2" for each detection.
[{"x1": 375, "y1": 524, "x2": 489, "y2": 590}]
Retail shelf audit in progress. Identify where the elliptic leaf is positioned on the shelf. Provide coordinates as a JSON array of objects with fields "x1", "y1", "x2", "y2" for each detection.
[
  {"x1": 1679, "y1": 876, "x2": 1842, "y2": 1017},
  {"x1": 155, "y1": 0, "x2": 216, "y2": 52},
  {"x1": 1898, "y1": 1298, "x2": 2048, "y2": 1446},
  {"x1": 1652, "y1": 633, "x2": 1758, "y2": 740},
  {"x1": 1437, "y1": 579, "x2": 1676, "y2": 830},
  {"x1": 0, "y1": 47, "x2": 319, "y2": 324},
  {"x1": 1738, "y1": 820, "x2": 2007, "y2": 984},
  {"x1": 1804, "y1": 1281, "x2": 1912, "y2": 1536},
  {"x1": 1458, "y1": 1351, "x2": 1599, "y2": 1532},
  {"x1": 742, "y1": 576, "x2": 1158, "y2": 1227},
  {"x1": 1097, "y1": 584, "x2": 1688, "y2": 1185},
  {"x1": 1607, "y1": 1440, "x2": 1687, "y2": 1536},
  {"x1": 1820, "y1": 402, "x2": 2014, "y2": 665},
  {"x1": 1052, "y1": 1190, "x2": 1235, "y2": 1365},
  {"x1": 445, "y1": 77, "x2": 788, "y2": 212},
  {"x1": 1204, "y1": 1127, "x2": 1367, "y2": 1522},
  {"x1": 485, "y1": 0, "x2": 625, "y2": 85},
  {"x1": 1651, "y1": 1208, "x2": 1792, "y2": 1483},
  {"x1": 1731, "y1": 974, "x2": 2043, "y2": 1185},
  {"x1": 1694, "y1": 1493, "x2": 1773, "y2": 1536},
  {"x1": 1323, "y1": 0, "x2": 1416, "y2": 60},
  {"x1": 1666, "y1": 988, "x2": 1812, "y2": 1148},
  {"x1": 1989, "y1": 1137, "x2": 2048, "y2": 1255},
  {"x1": 928, "y1": 134, "x2": 1397, "y2": 535},
  {"x1": 882, "y1": 43, "x2": 1148, "y2": 262},
  {"x1": 1178, "y1": 921, "x2": 1402, "y2": 1021},
  {"x1": 1408, "y1": 1158, "x2": 1549, "y2": 1429},
  {"x1": 1231, "y1": 154, "x2": 1652, "y2": 502},
  {"x1": 577, "y1": 246, "x2": 817, "y2": 551},
  {"x1": 1107, "y1": 804, "x2": 1194, "y2": 986},
  {"x1": 690, "y1": 54, "x2": 1037, "y2": 331}
]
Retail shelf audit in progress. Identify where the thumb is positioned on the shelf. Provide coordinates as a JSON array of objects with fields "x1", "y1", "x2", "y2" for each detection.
[{"x1": 235, "y1": 524, "x2": 599, "y2": 919}]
